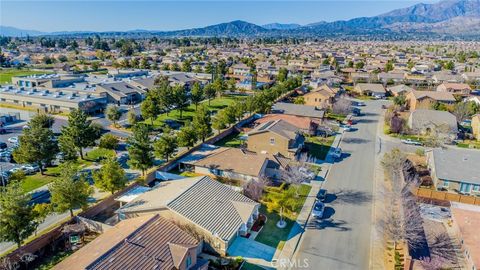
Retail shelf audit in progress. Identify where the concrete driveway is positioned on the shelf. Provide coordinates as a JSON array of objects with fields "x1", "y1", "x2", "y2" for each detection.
[{"x1": 228, "y1": 237, "x2": 276, "y2": 261}]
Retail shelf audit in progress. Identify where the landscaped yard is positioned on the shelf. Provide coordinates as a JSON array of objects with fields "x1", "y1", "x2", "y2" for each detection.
[
  {"x1": 255, "y1": 184, "x2": 311, "y2": 250},
  {"x1": 143, "y1": 95, "x2": 246, "y2": 128},
  {"x1": 85, "y1": 147, "x2": 116, "y2": 161},
  {"x1": 0, "y1": 68, "x2": 52, "y2": 84},
  {"x1": 305, "y1": 135, "x2": 335, "y2": 160},
  {"x1": 214, "y1": 132, "x2": 245, "y2": 148},
  {"x1": 456, "y1": 139, "x2": 480, "y2": 149}
]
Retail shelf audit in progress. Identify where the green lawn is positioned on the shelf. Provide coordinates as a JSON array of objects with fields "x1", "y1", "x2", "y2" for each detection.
[
  {"x1": 214, "y1": 132, "x2": 245, "y2": 148},
  {"x1": 0, "y1": 68, "x2": 53, "y2": 84},
  {"x1": 305, "y1": 135, "x2": 335, "y2": 160},
  {"x1": 255, "y1": 184, "x2": 311, "y2": 250},
  {"x1": 326, "y1": 112, "x2": 347, "y2": 122},
  {"x1": 20, "y1": 152, "x2": 106, "y2": 193},
  {"x1": 85, "y1": 147, "x2": 116, "y2": 162},
  {"x1": 143, "y1": 95, "x2": 246, "y2": 128}
]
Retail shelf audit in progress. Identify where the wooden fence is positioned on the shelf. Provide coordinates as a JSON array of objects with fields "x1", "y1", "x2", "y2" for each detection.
[{"x1": 413, "y1": 187, "x2": 480, "y2": 206}]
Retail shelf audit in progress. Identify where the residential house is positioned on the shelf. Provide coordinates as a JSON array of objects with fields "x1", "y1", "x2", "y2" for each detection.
[
  {"x1": 377, "y1": 72, "x2": 405, "y2": 84},
  {"x1": 472, "y1": 114, "x2": 480, "y2": 141},
  {"x1": 247, "y1": 119, "x2": 304, "y2": 158},
  {"x1": 179, "y1": 145, "x2": 288, "y2": 182},
  {"x1": 405, "y1": 90, "x2": 456, "y2": 110},
  {"x1": 427, "y1": 148, "x2": 480, "y2": 194},
  {"x1": 432, "y1": 73, "x2": 464, "y2": 84},
  {"x1": 117, "y1": 176, "x2": 260, "y2": 255},
  {"x1": 462, "y1": 71, "x2": 480, "y2": 83},
  {"x1": 437, "y1": 83, "x2": 472, "y2": 96},
  {"x1": 450, "y1": 203, "x2": 480, "y2": 270},
  {"x1": 271, "y1": 102, "x2": 325, "y2": 121},
  {"x1": 353, "y1": 83, "x2": 386, "y2": 98},
  {"x1": 407, "y1": 109, "x2": 458, "y2": 137},
  {"x1": 255, "y1": 114, "x2": 320, "y2": 135},
  {"x1": 231, "y1": 63, "x2": 250, "y2": 76},
  {"x1": 387, "y1": 84, "x2": 415, "y2": 97},
  {"x1": 303, "y1": 84, "x2": 338, "y2": 108},
  {"x1": 54, "y1": 214, "x2": 208, "y2": 270}
]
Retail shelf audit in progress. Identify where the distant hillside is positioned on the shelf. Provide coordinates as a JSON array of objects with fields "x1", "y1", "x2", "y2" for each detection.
[
  {"x1": 1, "y1": 0, "x2": 479, "y2": 38},
  {"x1": 262, "y1": 23, "x2": 302, "y2": 30},
  {"x1": 0, "y1": 26, "x2": 45, "y2": 37}
]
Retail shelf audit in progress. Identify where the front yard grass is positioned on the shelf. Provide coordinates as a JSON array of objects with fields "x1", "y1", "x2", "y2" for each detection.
[
  {"x1": 255, "y1": 184, "x2": 312, "y2": 250},
  {"x1": 325, "y1": 112, "x2": 346, "y2": 122},
  {"x1": 305, "y1": 135, "x2": 335, "y2": 160}
]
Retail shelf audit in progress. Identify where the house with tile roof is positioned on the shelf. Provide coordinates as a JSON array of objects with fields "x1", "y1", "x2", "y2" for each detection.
[
  {"x1": 54, "y1": 214, "x2": 208, "y2": 270},
  {"x1": 436, "y1": 82, "x2": 472, "y2": 97},
  {"x1": 116, "y1": 176, "x2": 260, "y2": 255},
  {"x1": 247, "y1": 119, "x2": 305, "y2": 158},
  {"x1": 405, "y1": 90, "x2": 456, "y2": 111}
]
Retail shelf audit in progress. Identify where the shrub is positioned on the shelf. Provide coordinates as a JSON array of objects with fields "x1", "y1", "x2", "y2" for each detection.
[{"x1": 99, "y1": 134, "x2": 118, "y2": 150}]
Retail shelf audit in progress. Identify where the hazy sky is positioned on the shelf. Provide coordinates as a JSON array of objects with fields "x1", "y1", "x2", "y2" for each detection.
[{"x1": 1, "y1": 0, "x2": 437, "y2": 32}]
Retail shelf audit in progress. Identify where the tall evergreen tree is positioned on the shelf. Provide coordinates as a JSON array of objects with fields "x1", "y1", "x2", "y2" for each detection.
[
  {"x1": 127, "y1": 124, "x2": 154, "y2": 176},
  {"x1": 60, "y1": 109, "x2": 101, "y2": 159}
]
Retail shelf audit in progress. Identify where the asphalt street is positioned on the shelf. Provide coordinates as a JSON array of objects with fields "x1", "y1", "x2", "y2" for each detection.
[{"x1": 293, "y1": 100, "x2": 387, "y2": 270}]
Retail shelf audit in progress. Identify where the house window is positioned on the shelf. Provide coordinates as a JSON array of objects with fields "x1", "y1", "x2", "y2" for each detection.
[
  {"x1": 270, "y1": 137, "x2": 275, "y2": 145},
  {"x1": 443, "y1": 181, "x2": 449, "y2": 188},
  {"x1": 460, "y1": 183, "x2": 472, "y2": 194},
  {"x1": 473, "y1": 185, "x2": 480, "y2": 192},
  {"x1": 186, "y1": 256, "x2": 192, "y2": 268}
]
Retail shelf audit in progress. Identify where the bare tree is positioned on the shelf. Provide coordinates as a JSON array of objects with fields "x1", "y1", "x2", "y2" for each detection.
[
  {"x1": 0, "y1": 257, "x2": 19, "y2": 270},
  {"x1": 419, "y1": 255, "x2": 448, "y2": 270},
  {"x1": 452, "y1": 102, "x2": 469, "y2": 122},
  {"x1": 378, "y1": 149, "x2": 425, "y2": 250},
  {"x1": 332, "y1": 98, "x2": 352, "y2": 115},
  {"x1": 423, "y1": 123, "x2": 454, "y2": 148},
  {"x1": 243, "y1": 178, "x2": 267, "y2": 202}
]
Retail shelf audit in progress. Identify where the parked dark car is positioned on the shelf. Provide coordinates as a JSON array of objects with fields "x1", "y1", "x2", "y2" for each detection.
[
  {"x1": 0, "y1": 128, "x2": 6, "y2": 134},
  {"x1": 0, "y1": 142, "x2": 7, "y2": 150},
  {"x1": 164, "y1": 119, "x2": 181, "y2": 130},
  {"x1": 316, "y1": 189, "x2": 328, "y2": 202}
]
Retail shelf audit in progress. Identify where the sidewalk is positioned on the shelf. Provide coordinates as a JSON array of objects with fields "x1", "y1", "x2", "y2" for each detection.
[{"x1": 274, "y1": 130, "x2": 343, "y2": 269}]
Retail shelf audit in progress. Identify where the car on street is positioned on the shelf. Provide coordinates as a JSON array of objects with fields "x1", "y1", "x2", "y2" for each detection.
[
  {"x1": 312, "y1": 201, "x2": 325, "y2": 218},
  {"x1": 316, "y1": 189, "x2": 327, "y2": 202},
  {"x1": 0, "y1": 128, "x2": 6, "y2": 134},
  {"x1": 8, "y1": 137, "x2": 18, "y2": 144},
  {"x1": 401, "y1": 138, "x2": 423, "y2": 146},
  {"x1": 0, "y1": 142, "x2": 7, "y2": 150},
  {"x1": 331, "y1": 148, "x2": 342, "y2": 160},
  {"x1": 342, "y1": 124, "x2": 353, "y2": 132},
  {"x1": 21, "y1": 164, "x2": 40, "y2": 174},
  {"x1": 356, "y1": 101, "x2": 366, "y2": 106}
]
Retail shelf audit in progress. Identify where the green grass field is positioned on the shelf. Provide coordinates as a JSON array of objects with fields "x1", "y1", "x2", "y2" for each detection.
[
  {"x1": 0, "y1": 68, "x2": 53, "y2": 84},
  {"x1": 255, "y1": 184, "x2": 311, "y2": 250},
  {"x1": 214, "y1": 132, "x2": 245, "y2": 148},
  {"x1": 143, "y1": 95, "x2": 246, "y2": 128}
]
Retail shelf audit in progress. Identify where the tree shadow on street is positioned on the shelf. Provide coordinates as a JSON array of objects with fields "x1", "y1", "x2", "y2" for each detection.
[
  {"x1": 306, "y1": 218, "x2": 351, "y2": 232},
  {"x1": 329, "y1": 189, "x2": 372, "y2": 205},
  {"x1": 341, "y1": 137, "x2": 370, "y2": 144}
]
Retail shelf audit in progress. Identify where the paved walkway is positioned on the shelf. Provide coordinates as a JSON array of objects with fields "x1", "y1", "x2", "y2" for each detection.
[{"x1": 228, "y1": 237, "x2": 276, "y2": 268}]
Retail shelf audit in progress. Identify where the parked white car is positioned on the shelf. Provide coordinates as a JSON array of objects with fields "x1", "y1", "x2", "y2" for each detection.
[
  {"x1": 21, "y1": 164, "x2": 40, "y2": 174},
  {"x1": 8, "y1": 137, "x2": 18, "y2": 144},
  {"x1": 312, "y1": 201, "x2": 325, "y2": 218},
  {"x1": 401, "y1": 139, "x2": 423, "y2": 146}
]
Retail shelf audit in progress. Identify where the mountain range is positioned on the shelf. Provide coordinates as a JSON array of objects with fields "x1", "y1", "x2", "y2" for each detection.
[{"x1": 1, "y1": 0, "x2": 479, "y2": 38}]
